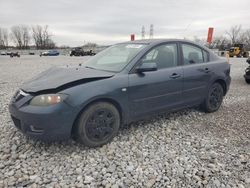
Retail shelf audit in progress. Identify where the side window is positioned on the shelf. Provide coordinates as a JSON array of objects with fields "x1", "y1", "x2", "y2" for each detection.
[
  {"x1": 182, "y1": 44, "x2": 204, "y2": 65},
  {"x1": 144, "y1": 49, "x2": 158, "y2": 61},
  {"x1": 142, "y1": 44, "x2": 178, "y2": 69}
]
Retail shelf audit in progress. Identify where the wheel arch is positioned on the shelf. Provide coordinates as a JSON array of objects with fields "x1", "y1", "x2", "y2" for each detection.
[
  {"x1": 212, "y1": 79, "x2": 227, "y2": 96},
  {"x1": 71, "y1": 97, "x2": 124, "y2": 136}
]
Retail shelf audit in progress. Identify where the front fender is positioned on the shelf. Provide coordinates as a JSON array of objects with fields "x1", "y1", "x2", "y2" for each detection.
[{"x1": 62, "y1": 74, "x2": 130, "y2": 124}]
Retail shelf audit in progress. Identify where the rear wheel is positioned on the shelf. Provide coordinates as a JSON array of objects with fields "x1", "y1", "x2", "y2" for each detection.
[
  {"x1": 202, "y1": 83, "x2": 224, "y2": 113},
  {"x1": 75, "y1": 102, "x2": 120, "y2": 147}
]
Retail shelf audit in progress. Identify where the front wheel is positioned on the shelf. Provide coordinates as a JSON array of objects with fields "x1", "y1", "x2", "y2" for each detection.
[
  {"x1": 202, "y1": 83, "x2": 224, "y2": 113},
  {"x1": 75, "y1": 102, "x2": 120, "y2": 147}
]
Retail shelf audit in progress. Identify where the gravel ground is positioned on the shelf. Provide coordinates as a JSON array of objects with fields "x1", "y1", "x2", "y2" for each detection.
[{"x1": 0, "y1": 56, "x2": 249, "y2": 188}]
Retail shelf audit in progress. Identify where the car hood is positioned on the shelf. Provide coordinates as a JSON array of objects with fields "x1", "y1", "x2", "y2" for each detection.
[{"x1": 21, "y1": 66, "x2": 114, "y2": 93}]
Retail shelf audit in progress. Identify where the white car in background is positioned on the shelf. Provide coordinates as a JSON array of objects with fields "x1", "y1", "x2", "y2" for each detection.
[{"x1": 0, "y1": 51, "x2": 7, "y2": 55}]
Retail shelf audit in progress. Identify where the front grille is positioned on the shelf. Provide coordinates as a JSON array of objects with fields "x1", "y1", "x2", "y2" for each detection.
[{"x1": 11, "y1": 115, "x2": 21, "y2": 130}]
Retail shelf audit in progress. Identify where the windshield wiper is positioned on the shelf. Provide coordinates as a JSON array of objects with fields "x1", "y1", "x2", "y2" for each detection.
[
  {"x1": 85, "y1": 66, "x2": 97, "y2": 70},
  {"x1": 85, "y1": 66, "x2": 116, "y2": 73}
]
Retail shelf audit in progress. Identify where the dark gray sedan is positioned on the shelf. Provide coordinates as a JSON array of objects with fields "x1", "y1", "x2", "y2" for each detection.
[{"x1": 9, "y1": 39, "x2": 231, "y2": 147}]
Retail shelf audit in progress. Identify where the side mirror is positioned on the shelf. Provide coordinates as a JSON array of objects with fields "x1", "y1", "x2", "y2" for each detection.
[{"x1": 136, "y1": 62, "x2": 157, "y2": 73}]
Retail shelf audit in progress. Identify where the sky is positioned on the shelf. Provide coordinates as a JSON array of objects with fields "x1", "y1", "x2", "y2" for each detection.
[{"x1": 0, "y1": 0, "x2": 249, "y2": 46}]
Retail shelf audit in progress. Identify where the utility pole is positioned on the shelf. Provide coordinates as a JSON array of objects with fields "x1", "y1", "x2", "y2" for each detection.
[
  {"x1": 149, "y1": 24, "x2": 154, "y2": 39},
  {"x1": 141, "y1": 26, "x2": 145, "y2": 39}
]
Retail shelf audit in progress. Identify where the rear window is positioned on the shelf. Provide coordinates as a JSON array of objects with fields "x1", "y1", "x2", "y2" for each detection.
[{"x1": 182, "y1": 44, "x2": 204, "y2": 65}]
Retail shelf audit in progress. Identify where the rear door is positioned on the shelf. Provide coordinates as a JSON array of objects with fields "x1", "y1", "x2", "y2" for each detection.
[
  {"x1": 181, "y1": 43, "x2": 213, "y2": 105},
  {"x1": 128, "y1": 43, "x2": 183, "y2": 118}
]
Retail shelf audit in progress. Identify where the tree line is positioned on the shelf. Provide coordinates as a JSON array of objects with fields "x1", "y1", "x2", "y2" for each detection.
[
  {"x1": 1, "y1": 24, "x2": 250, "y2": 50},
  {"x1": 192, "y1": 25, "x2": 250, "y2": 50},
  {"x1": 0, "y1": 25, "x2": 55, "y2": 49},
  {"x1": 210, "y1": 25, "x2": 250, "y2": 50}
]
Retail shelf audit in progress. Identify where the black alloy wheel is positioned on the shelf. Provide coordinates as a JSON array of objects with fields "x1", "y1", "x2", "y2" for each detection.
[
  {"x1": 86, "y1": 108, "x2": 115, "y2": 142},
  {"x1": 75, "y1": 102, "x2": 120, "y2": 147},
  {"x1": 202, "y1": 83, "x2": 224, "y2": 113}
]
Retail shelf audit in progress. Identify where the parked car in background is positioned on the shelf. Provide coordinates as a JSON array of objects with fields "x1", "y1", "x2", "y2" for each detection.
[
  {"x1": 29, "y1": 52, "x2": 35, "y2": 55},
  {"x1": 0, "y1": 51, "x2": 7, "y2": 55},
  {"x1": 85, "y1": 50, "x2": 96, "y2": 56},
  {"x1": 9, "y1": 39, "x2": 231, "y2": 147},
  {"x1": 70, "y1": 47, "x2": 85, "y2": 56},
  {"x1": 40, "y1": 50, "x2": 60, "y2": 57},
  {"x1": 245, "y1": 58, "x2": 250, "y2": 84},
  {"x1": 70, "y1": 47, "x2": 96, "y2": 56},
  {"x1": 10, "y1": 52, "x2": 20, "y2": 58}
]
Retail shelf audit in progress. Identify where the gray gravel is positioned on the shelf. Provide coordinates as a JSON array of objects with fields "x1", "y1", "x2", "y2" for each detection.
[{"x1": 0, "y1": 55, "x2": 249, "y2": 188}]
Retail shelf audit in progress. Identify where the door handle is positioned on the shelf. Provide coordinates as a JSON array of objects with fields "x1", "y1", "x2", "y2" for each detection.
[
  {"x1": 170, "y1": 73, "x2": 181, "y2": 79},
  {"x1": 204, "y1": 68, "x2": 210, "y2": 73}
]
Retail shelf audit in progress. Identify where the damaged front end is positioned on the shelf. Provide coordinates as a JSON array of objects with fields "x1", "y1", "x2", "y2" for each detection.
[
  {"x1": 8, "y1": 65, "x2": 115, "y2": 141},
  {"x1": 21, "y1": 65, "x2": 114, "y2": 93}
]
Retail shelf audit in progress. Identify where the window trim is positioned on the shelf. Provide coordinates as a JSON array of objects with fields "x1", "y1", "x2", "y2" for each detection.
[
  {"x1": 129, "y1": 42, "x2": 180, "y2": 74},
  {"x1": 202, "y1": 50, "x2": 209, "y2": 62}
]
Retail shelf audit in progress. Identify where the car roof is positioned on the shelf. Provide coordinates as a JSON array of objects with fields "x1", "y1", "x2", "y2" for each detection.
[
  {"x1": 121, "y1": 38, "x2": 197, "y2": 45},
  {"x1": 118, "y1": 38, "x2": 219, "y2": 61},
  {"x1": 119, "y1": 38, "x2": 211, "y2": 52}
]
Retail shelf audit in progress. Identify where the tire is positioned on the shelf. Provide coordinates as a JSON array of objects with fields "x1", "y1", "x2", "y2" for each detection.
[
  {"x1": 75, "y1": 102, "x2": 120, "y2": 147},
  {"x1": 202, "y1": 83, "x2": 224, "y2": 113},
  {"x1": 245, "y1": 79, "x2": 250, "y2": 84}
]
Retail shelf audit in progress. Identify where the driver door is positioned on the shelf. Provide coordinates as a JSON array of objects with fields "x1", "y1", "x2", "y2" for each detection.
[{"x1": 128, "y1": 43, "x2": 183, "y2": 118}]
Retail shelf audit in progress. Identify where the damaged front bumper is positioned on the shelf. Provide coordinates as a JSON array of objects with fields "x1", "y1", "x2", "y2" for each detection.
[{"x1": 8, "y1": 90, "x2": 77, "y2": 141}]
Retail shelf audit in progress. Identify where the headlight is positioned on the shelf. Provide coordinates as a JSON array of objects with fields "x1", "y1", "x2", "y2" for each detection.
[{"x1": 29, "y1": 94, "x2": 68, "y2": 106}]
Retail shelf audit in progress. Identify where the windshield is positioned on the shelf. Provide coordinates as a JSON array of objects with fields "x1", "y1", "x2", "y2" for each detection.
[{"x1": 84, "y1": 43, "x2": 147, "y2": 72}]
